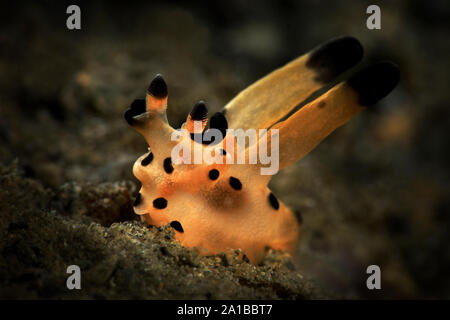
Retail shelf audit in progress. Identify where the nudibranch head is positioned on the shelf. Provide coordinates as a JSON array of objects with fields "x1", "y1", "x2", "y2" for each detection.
[{"x1": 124, "y1": 36, "x2": 399, "y2": 263}]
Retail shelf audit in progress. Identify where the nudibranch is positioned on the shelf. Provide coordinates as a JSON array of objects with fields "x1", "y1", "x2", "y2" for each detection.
[{"x1": 124, "y1": 36, "x2": 399, "y2": 263}]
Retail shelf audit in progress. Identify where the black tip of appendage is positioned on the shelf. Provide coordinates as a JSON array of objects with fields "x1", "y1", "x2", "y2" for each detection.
[
  {"x1": 124, "y1": 99, "x2": 146, "y2": 125},
  {"x1": 347, "y1": 61, "x2": 400, "y2": 106},
  {"x1": 210, "y1": 112, "x2": 228, "y2": 135},
  {"x1": 190, "y1": 101, "x2": 208, "y2": 120},
  {"x1": 147, "y1": 74, "x2": 168, "y2": 98},
  {"x1": 306, "y1": 36, "x2": 364, "y2": 83},
  {"x1": 203, "y1": 112, "x2": 228, "y2": 145}
]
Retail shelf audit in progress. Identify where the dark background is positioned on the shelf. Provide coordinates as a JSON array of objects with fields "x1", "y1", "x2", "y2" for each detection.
[{"x1": 0, "y1": 0, "x2": 449, "y2": 299}]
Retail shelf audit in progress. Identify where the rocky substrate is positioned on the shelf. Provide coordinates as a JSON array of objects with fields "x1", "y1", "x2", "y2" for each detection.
[{"x1": 0, "y1": 162, "x2": 326, "y2": 299}]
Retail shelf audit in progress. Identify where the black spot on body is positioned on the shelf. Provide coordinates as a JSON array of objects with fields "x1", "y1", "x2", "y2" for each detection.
[
  {"x1": 141, "y1": 152, "x2": 154, "y2": 166},
  {"x1": 148, "y1": 74, "x2": 168, "y2": 98},
  {"x1": 124, "y1": 99, "x2": 146, "y2": 125},
  {"x1": 163, "y1": 157, "x2": 174, "y2": 174},
  {"x1": 170, "y1": 221, "x2": 184, "y2": 233},
  {"x1": 306, "y1": 36, "x2": 363, "y2": 83},
  {"x1": 229, "y1": 177, "x2": 242, "y2": 190},
  {"x1": 133, "y1": 193, "x2": 142, "y2": 206},
  {"x1": 153, "y1": 197, "x2": 168, "y2": 209},
  {"x1": 268, "y1": 193, "x2": 280, "y2": 210},
  {"x1": 318, "y1": 101, "x2": 326, "y2": 109},
  {"x1": 209, "y1": 169, "x2": 220, "y2": 180},
  {"x1": 347, "y1": 61, "x2": 400, "y2": 106},
  {"x1": 220, "y1": 149, "x2": 227, "y2": 156},
  {"x1": 190, "y1": 101, "x2": 208, "y2": 120}
]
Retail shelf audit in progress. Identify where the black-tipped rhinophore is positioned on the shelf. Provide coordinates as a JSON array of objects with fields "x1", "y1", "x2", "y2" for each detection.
[
  {"x1": 190, "y1": 101, "x2": 208, "y2": 120},
  {"x1": 306, "y1": 36, "x2": 363, "y2": 83},
  {"x1": 124, "y1": 99, "x2": 146, "y2": 125},
  {"x1": 203, "y1": 112, "x2": 228, "y2": 145},
  {"x1": 209, "y1": 112, "x2": 228, "y2": 137},
  {"x1": 347, "y1": 61, "x2": 400, "y2": 106},
  {"x1": 147, "y1": 74, "x2": 168, "y2": 98}
]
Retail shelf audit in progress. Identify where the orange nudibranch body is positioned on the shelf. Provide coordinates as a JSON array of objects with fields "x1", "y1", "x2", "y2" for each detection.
[{"x1": 124, "y1": 36, "x2": 399, "y2": 263}]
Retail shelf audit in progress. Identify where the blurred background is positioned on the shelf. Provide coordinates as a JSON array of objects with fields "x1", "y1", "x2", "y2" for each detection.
[{"x1": 0, "y1": 0, "x2": 449, "y2": 299}]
